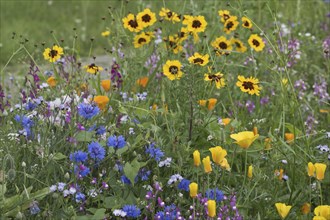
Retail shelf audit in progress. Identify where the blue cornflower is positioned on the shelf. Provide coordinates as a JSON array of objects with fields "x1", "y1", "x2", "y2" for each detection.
[
  {"x1": 95, "y1": 126, "x2": 106, "y2": 135},
  {"x1": 107, "y1": 135, "x2": 126, "y2": 149},
  {"x1": 177, "y1": 178, "x2": 190, "y2": 191},
  {"x1": 30, "y1": 201, "x2": 40, "y2": 215},
  {"x1": 75, "y1": 192, "x2": 86, "y2": 203},
  {"x1": 88, "y1": 141, "x2": 105, "y2": 161},
  {"x1": 121, "y1": 175, "x2": 131, "y2": 185},
  {"x1": 69, "y1": 151, "x2": 88, "y2": 163},
  {"x1": 205, "y1": 188, "x2": 224, "y2": 202},
  {"x1": 25, "y1": 101, "x2": 37, "y2": 111},
  {"x1": 77, "y1": 103, "x2": 100, "y2": 119},
  {"x1": 155, "y1": 211, "x2": 165, "y2": 219},
  {"x1": 122, "y1": 205, "x2": 141, "y2": 218},
  {"x1": 15, "y1": 115, "x2": 34, "y2": 138},
  {"x1": 134, "y1": 168, "x2": 151, "y2": 183},
  {"x1": 145, "y1": 143, "x2": 164, "y2": 162},
  {"x1": 74, "y1": 164, "x2": 90, "y2": 178}
]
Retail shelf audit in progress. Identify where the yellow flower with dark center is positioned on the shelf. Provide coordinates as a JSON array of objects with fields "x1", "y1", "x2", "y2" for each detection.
[
  {"x1": 248, "y1": 165, "x2": 253, "y2": 178},
  {"x1": 231, "y1": 38, "x2": 247, "y2": 53},
  {"x1": 101, "y1": 30, "x2": 110, "y2": 37},
  {"x1": 164, "y1": 35, "x2": 183, "y2": 54},
  {"x1": 46, "y1": 76, "x2": 57, "y2": 87},
  {"x1": 314, "y1": 205, "x2": 330, "y2": 220},
  {"x1": 204, "y1": 72, "x2": 226, "y2": 89},
  {"x1": 301, "y1": 203, "x2": 311, "y2": 215},
  {"x1": 275, "y1": 203, "x2": 292, "y2": 219},
  {"x1": 207, "y1": 200, "x2": 216, "y2": 217},
  {"x1": 178, "y1": 27, "x2": 189, "y2": 42},
  {"x1": 202, "y1": 156, "x2": 212, "y2": 173},
  {"x1": 122, "y1": 13, "x2": 142, "y2": 32},
  {"x1": 93, "y1": 96, "x2": 109, "y2": 110},
  {"x1": 136, "y1": 76, "x2": 149, "y2": 88},
  {"x1": 189, "y1": 182, "x2": 198, "y2": 198},
  {"x1": 218, "y1": 10, "x2": 231, "y2": 23},
  {"x1": 163, "y1": 60, "x2": 183, "y2": 81},
  {"x1": 183, "y1": 15, "x2": 207, "y2": 33},
  {"x1": 193, "y1": 150, "x2": 201, "y2": 167},
  {"x1": 159, "y1": 8, "x2": 180, "y2": 23},
  {"x1": 230, "y1": 131, "x2": 259, "y2": 149},
  {"x1": 242, "y1": 16, "x2": 253, "y2": 29},
  {"x1": 188, "y1": 52, "x2": 209, "y2": 66},
  {"x1": 101, "y1": 79, "x2": 111, "y2": 92},
  {"x1": 314, "y1": 163, "x2": 327, "y2": 180},
  {"x1": 209, "y1": 146, "x2": 227, "y2": 165},
  {"x1": 43, "y1": 45, "x2": 64, "y2": 62},
  {"x1": 133, "y1": 32, "x2": 151, "y2": 48},
  {"x1": 236, "y1": 75, "x2": 261, "y2": 96},
  {"x1": 248, "y1": 34, "x2": 265, "y2": 52},
  {"x1": 275, "y1": 169, "x2": 284, "y2": 181},
  {"x1": 84, "y1": 63, "x2": 103, "y2": 75},
  {"x1": 284, "y1": 133, "x2": 294, "y2": 143},
  {"x1": 224, "y1": 16, "x2": 239, "y2": 34},
  {"x1": 211, "y1": 36, "x2": 232, "y2": 56},
  {"x1": 137, "y1": 8, "x2": 157, "y2": 28}
]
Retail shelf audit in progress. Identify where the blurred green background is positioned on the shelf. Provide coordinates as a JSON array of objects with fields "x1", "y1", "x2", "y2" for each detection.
[{"x1": 0, "y1": 0, "x2": 329, "y2": 70}]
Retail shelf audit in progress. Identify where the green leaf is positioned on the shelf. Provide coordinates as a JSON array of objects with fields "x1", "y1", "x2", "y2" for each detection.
[
  {"x1": 75, "y1": 131, "x2": 93, "y2": 142},
  {"x1": 104, "y1": 196, "x2": 124, "y2": 209},
  {"x1": 285, "y1": 123, "x2": 303, "y2": 137},
  {"x1": 124, "y1": 161, "x2": 139, "y2": 186},
  {"x1": 53, "y1": 152, "x2": 67, "y2": 161}
]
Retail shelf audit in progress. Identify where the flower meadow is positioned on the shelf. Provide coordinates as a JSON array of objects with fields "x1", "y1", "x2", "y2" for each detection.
[{"x1": 0, "y1": 1, "x2": 330, "y2": 219}]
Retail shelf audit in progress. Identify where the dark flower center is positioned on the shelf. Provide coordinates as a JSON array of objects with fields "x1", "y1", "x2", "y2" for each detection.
[
  {"x1": 193, "y1": 58, "x2": 204, "y2": 64},
  {"x1": 252, "y1": 39, "x2": 260, "y2": 47},
  {"x1": 128, "y1": 19, "x2": 138, "y2": 28},
  {"x1": 142, "y1": 14, "x2": 151, "y2": 22},
  {"x1": 242, "y1": 81, "x2": 254, "y2": 90},
  {"x1": 169, "y1": 41, "x2": 178, "y2": 49},
  {"x1": 169, "y1": 66, "x2": 179, "y2": 75},
  {"x1": 192, "y1": 20, "x2": 202, "y2": 28},
  {"x1": 89, "y1": 63, "x2": 96, "y2": 68},
  {"x1": 224, "y1": 14, "x2": 230, "y2": 20},
  {"x1": 167, "y1": 11, "x2": 173, "y2": 18},
  {"x1": 226, "y1": 21, "x2": 234, "y2": 30},
  {"x1": 208, "y1": 74, "x2": 222, "y2": 82},
  {"x1": 235, "y1": 42, "x2": 241, "y2": 48},
  {"x1": 138, "y1": 38, "x2": 147, "y2": 44},
  {"x1": 219, "y1": 42, "x2": 228, "y2": 49},
  {"x1": 49, "y1": 49, "x2": 58, "y2": 58},
  {"x1": 244, "y1": 21, "x2": 250, "y2": 27}
]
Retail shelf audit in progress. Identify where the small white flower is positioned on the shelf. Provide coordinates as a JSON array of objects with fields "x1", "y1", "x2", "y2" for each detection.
[
  {"x1": 88, "y1": 189, "x2": 98, "y2": 198},
  {"x1": 69, "y1": 187, "x2": 76, "y2": 194},
  {"x1": 281, "y1": 160, "x2": 288, "y2": 164},
  {"x1": 63, "y1": 189, "x2": 70, "y2": 197},
  {"x1": 113, "y1": 209, "x2": 127, "y2": 217},
  {"x1": 207, "y1": 135, "x2": 214, "y2": 141},
  {"x1": 49, "y1": 185, "x2": 57, "y2": 192},
  {"x1": 57, "y1": 182, "x2": 66, "y2": 191}
]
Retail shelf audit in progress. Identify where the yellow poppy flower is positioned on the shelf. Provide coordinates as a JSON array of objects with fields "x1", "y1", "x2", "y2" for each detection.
[
  {"x1": 211, "y1": 36, "x2": 232, "y2": 56},
  {"x1": 202, "y1": 156, "x2": 212, "y2": 173},
  {"x1": 236, "y1": 75, "x2": 261, "y2": 96},
  {"x1": 314, "y1": 163, "x2": 327, "y2": 180},
  {"x1": 43, "y1": 45, "x2": 64, "y2": 62},
  {"x1": 230, "y1": 131, "x2": 259, "y2": 149},
  {"x1": 209, "y1": 146, "x2": 227, "y2": 165},
  {"x1": 183, "y1": 15, "x2": 207, "y2": 33},
  {"x1": 223, "y1": 16, "x2": 239, "y2": 34},
  {"x1": 84, "y1": 63, "x2": 103, "y2": 75},
  {"x1": 46, "y1": 76, "x2": 57, "y2": 87},
  {"x1": 198, "y1": 99, "x2": 207, "y2": 107},
  {"x1": 221, "y1": 118, "x2": 231, "y2": 126},
  {"x1": 248, "y1": 34, "x2": 265, "y2": 52},
  {"x1": 231, "y1": 38, "x2": 247, "y2": 53},
  {"x1": 162, "y1": 60, "x2": 183, "y2": 81},
  {"x1": 188, "y1": 52, "x2": 209, "y2": 66},
  {"x1": 133, "y1": 32, "x2": 152, "y2": 48},
  {"x1": 220, "y1": 158, "x2": 231, "y2": 171},
  {"x1": 275, "y1": 203, "x2": 292, "y2": 219},
  {"x1": 218, "y1": 10, "x2": 231, "y2": 23},
  {"x1": 101, "y1": 79, "x2": 111, "y2": 92},
  {"x1": 314, "y1": 205, "x2": 330, "y2": 220},
  {"x1": 284, "y1": 133, "x2": 294, "y2": 143},
  {"x1": 242, "y1": 16, "x2": 253, "y2": 29},
  {"x1": 93, "y1": 96, "x2": 109, "y2": 110},
  {"x1": 137, "y1": 8, "x2": 157, "y2": 28},
  {"x1": 207, "y1": 98, "x2": 217, "y2": 111},
  {"x1": 122, "y1": 13, "x2": 142, "y2": 32},
  {"x1": 159, "y1": 8, "x2": 180, "y2": 23},
  {"x1": 136, "y1": 76, "x2": 149, "y2": 88},
  {"x1": 193, "y1": 150, "x2": 201, "y2": 167},
  {"x1": 308, "y1": 162, "x2": 316, "y2": 177},
  {"x1": 207, "y1": 200, "x2": 216, "y2": 217},
  {"x1": 301, "y1": 203, "x2": 311, "y2": 215},
  {"x1": 101, "y1": 30, "x2": 110, "y2": 37},
  {"x1": 248, "y1": 165, "x2": 253, "y2": 179},
  {"x1": 189, "y1": 182, "x2": 198, "y2": 198}
]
